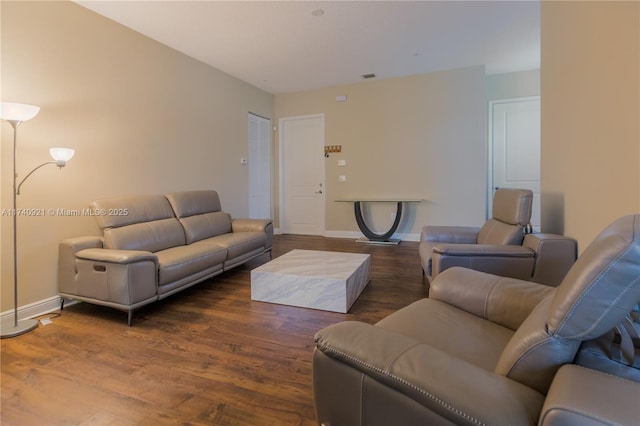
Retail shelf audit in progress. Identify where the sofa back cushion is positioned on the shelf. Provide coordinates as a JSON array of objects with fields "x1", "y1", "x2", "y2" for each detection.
[
  {"x1": 166, "y1": 190, "x2": 232, "y2": 244},
  {"x1": 477, "y1": 219, "x2": 525, "y2": 245},
  {"x1": 477, "y1": 189, "x2": 532, "y2": 245},
  {"x1": 91, "y1": 194, "x2": 185, "y2": 252}
]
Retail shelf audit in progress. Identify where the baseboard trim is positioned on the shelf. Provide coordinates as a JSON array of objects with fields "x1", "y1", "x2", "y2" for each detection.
[
  {"x1": 274, "y1": 228, "x2": 419, "y2": 242},
  {"x1": 323, "y1": 230, "x2": 420, "y2": 242},
  {"x1": 0, "y1": 296, "x2": 76, "y2": 323}
]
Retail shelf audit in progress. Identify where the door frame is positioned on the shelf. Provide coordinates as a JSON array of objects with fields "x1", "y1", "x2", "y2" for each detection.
[
  {"x1": 278, "y1": 113, "x2": 326, "y2": 235},
  {"x1": 487, "y1": 96, "x2": 540, "y2": 220},
  {"x1": 248, "y1": 112, "x2": 272, "y2": 220}
]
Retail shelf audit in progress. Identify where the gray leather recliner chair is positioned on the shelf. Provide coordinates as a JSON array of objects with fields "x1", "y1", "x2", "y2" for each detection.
[
  {"x1": 314, "y1": 214, "x2": 640, "y2": 426},
  {"x1": 420, "y1": 188, "x2": 577, "y2": 286}
]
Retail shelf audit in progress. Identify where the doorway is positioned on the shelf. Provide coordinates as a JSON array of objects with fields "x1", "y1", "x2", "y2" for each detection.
[
  {"x1": 489, "y1": 96, "x2": 541, "y2": 230},
  {"x1": 279, "y1": 114, "x2": 325, "y2": 235},
  {"x1": 248, "y1": 113, "x2": 271, "y2": 219}
]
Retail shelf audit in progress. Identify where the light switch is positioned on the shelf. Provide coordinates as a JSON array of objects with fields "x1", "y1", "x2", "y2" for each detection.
[
  {"x1": 338, "y1": 159, "x2": 346, "y2": 166},
  {"x1": 241, "y1": 158, "x2": 248, "y2": 165}
]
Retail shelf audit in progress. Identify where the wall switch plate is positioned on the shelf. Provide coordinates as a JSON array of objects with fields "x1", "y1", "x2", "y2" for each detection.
[
  {"x1": 241, "y1": 158, "x2": 248, "y2": 164},
  {"x1": 338, "y1": 159, "x2": 346, "y2": 166}
]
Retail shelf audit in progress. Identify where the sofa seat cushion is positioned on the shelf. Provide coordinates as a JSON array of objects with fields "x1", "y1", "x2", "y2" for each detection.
[
  {"x1": 155, "y1": 243, "x2": 227, "y2": 286},
  {"x1": 376, "y1": 298, "x2": 514, "y2": 371},
  {"x1": 195, "y1": 231, "x2": 266, "y2": 260}
]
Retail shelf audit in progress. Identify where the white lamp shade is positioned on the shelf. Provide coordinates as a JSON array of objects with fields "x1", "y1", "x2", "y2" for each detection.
[
  {"x1": 0, "y1": 102, "x2": 40, "y2": 122},
  {"x1": 49, "y1": 147, "x2": 75, "y2": 162}
]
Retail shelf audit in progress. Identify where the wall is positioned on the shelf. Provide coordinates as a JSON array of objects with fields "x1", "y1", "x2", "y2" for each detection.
[
  {"x1": 274, "y1": 66, "x2": 487, "y2": 239},
  {"x1": 1, "y1": 1, "x2": 273, "y2": 313},
  {"x1": 486, "y1": 70, "x2": 540, "y2": 101},
  {"x1": 541, "y1": 1, "x2": 640, "y2": 250}
]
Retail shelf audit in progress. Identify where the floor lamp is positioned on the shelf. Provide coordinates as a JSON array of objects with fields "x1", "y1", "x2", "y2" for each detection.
[{"x1": 0, "y1": 102, "x2": 75, "y2": 338}]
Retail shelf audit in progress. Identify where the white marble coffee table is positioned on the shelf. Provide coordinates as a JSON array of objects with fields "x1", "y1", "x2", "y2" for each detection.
[{"x1": 250, "y1": 249, "x2": 371, "y2": 313}]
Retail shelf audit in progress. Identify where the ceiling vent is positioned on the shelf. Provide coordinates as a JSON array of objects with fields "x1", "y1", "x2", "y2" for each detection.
[{"x1": 362, "y1": 73, "x2": 376, "y2": 79}]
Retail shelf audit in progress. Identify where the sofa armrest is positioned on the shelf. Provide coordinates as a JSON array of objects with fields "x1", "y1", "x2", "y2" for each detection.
[
  {"x1": 430, "y1": 244, "x2": 536, "y2": 282},
  {"x1": 59, "y1": 247, "x2": 158, "y2": 313},
  {"x1": 76, "y1": 248, "x2": 157, "y2": 264},
  {"x1": 420, "y1": 225, "x2": 480, "y2": 244},
  {"x1": 314, "y1": 321, "x2": 544, "y2": 425},
  {"x1": 539, "y1": 364, "x2": 640, "y2": 426},
  {"x1": 430, "y1": 267, "x2": 555, "y2": 330},
  {"x1": 232, "y1": 218, "x2": 273, "y2": 249},
  {"x1": 523, "y1": 233, "x2": 578, "y2": 286},
  {"x1": 58, "y1": 236, "x2": 104, "y2": 296},
  {"x1": 231, "y1": 218, "x2": 272, "y2": 233},
  {"x1": 433, "y1": 243, "x2": 534, "y2": 257}
]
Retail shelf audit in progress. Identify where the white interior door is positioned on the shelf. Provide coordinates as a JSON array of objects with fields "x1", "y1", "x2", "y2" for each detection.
[
  {"x1": 280, "y1": 114, "x2": 325, "y2": 235},
  {"x1": 248, "y1": 113, "x2": 271, "y2": 219},
  {"x1": 490, "y1": 97, "x2": 541, "y2": 230}
]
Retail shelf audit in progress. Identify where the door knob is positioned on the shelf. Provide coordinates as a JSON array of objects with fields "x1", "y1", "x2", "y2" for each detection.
[{"x1": 315, "y1": 190, "x2": 323, "y2": 194}]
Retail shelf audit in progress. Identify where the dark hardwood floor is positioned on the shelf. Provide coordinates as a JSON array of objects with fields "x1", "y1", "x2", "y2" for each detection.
[{"x1": 1, "y1": 235, "x2": 428, "y2": 426}]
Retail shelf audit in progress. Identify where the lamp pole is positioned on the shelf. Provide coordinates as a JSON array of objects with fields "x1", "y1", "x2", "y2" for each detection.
[
  {"x1": 3, "y1": 119, "x2": 39, "y2": 337},
  {"x1": 1, "y1": 103, "x2": 74, "y2": 338}
]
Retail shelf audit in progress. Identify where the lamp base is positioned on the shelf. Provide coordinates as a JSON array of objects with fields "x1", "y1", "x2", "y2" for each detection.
[{"x1": 1, "y1": 318, "x2": 39, "y2": 338}]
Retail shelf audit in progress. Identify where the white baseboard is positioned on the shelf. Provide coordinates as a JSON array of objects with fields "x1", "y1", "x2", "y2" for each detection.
[
  {"x1": 324, "y1": 230, "x2": 420, "y2": 242},
  {"x1": 0, "y1": 295, "x2": 75, "y2": 323},
  {"x1": 275, "y1": 228, "x2": 420, "y2": 242}
]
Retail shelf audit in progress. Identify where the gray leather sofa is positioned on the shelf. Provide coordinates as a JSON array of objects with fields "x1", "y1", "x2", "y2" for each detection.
[
  {"x1": 58, "y1": 190, "x2": 272, "y2": 325},
  {"x1": 314, "y1": 214, "x2": 640, "y2": 426},
  {"x1": 420, "y1": 188, "x2": 577, "y2": 286}
]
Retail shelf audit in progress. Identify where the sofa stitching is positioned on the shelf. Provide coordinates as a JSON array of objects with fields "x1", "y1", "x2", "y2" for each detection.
[
  {"x1": 555, "y1": 219, "x2": 639, "y2": 338},
  {"x1": 484, "y1": 278, "x2": 501, "y2": 319},
  {"x1": 571, "y1": 276, "x2": 640, "y2": 339},
  {"x1": 360, "y1": 374, "x2": 366, "y2": 426},
  {"x1": 504, "y1": 334, "x2": 555, "y2": 374},
  {"x1": 316, "y1": 340, "x2": 486, "y2": 426}
]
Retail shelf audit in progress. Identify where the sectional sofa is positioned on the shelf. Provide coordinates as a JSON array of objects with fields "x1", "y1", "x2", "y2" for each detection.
[
  {"x1": 313, "y1": 214, "x2": 640, "y2": 425},
  {"x1": 58, "y1": 190, "x2": 273, "y2": 325}
]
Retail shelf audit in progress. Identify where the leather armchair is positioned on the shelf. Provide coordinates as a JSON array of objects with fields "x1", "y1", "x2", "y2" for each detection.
[
  {"x1": 314, "y1": 214, "x2": 640, "y2": 426},
  {"x1": 419, "y1": 188, "x2": 577, "y2": 286}
]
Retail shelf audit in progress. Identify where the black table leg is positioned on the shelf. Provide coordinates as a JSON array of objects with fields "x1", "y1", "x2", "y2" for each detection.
[{"x1": 354, "y1": 201, "x2": 403, "y2": 242}]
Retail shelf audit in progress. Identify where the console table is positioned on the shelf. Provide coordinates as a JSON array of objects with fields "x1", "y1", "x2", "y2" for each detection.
[{"x1": 335, "y1": 198, "x2": 423, "y2": 244}]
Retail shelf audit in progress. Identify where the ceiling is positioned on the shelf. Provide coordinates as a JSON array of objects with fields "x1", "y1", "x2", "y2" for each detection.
[{"x1": 75, "y1": 1, "x2": 540, "y2": 94}]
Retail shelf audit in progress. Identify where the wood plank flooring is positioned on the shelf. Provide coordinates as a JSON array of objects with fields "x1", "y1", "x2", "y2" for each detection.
[{"x1": 1, "y1": 235, "x2": 428, "y2": 426}]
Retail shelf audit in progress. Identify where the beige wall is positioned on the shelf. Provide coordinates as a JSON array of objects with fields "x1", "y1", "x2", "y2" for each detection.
[
  {"x1": 274, "y1": 66, "x2": 487, "y2": 238},
  {"x1": 1, "y1": 1, "x2": 273, "y2": 312},
  {"x1": 541, "y1": 1, "x2": 639, "y2": 251}
]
